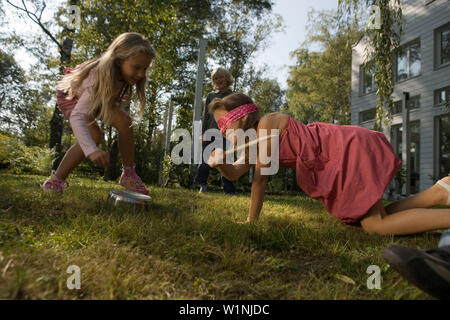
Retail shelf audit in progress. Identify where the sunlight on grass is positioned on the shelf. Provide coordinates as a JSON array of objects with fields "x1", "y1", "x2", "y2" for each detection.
[{"x1": 0, "y1": 173, "x2": 444, "y2": 299}]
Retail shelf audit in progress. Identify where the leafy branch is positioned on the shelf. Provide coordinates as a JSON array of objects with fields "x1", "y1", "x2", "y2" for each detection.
[
  {"x1": 6, "y1": 0, "x2": 63, "y2": 52},
  {"x1": 338, "y1": 0, "x2": 404, "y2": 131}
]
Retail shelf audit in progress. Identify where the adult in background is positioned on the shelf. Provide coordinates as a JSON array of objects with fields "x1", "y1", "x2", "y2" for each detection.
[{"x1": 194, "y1": 67, "x2": 236, "y2": 194}]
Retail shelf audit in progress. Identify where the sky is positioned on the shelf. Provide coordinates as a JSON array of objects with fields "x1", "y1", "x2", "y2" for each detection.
[
  {"x1": 5, "y1": 0, "x2": 340, "y2": 90},
  {"x1": 254, "y1": 0, "x2": 339, "y2": 89}
]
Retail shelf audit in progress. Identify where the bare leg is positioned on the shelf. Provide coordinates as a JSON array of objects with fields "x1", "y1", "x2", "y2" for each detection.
[
  {"x1": 385, "y1": 176, "x2": 450, "y2": 214},
  {"x1": 54, "y1": 120, "x2": 102, "y2": 180},
  {"x1": 361, "y1": 199, "x2": 450, "y2": 236},
  {"x1": 111, "y1": 110, "x2": 134, "y2": 167}
]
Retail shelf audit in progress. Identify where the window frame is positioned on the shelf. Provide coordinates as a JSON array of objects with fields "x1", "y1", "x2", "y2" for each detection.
[
  {"x1": 435, "y1": 114, "x2": 450, "y2": 180},
  {"x1": 392, "y1": 95, "x2": 421, "y2": 115},
  {"x1": 360, "y1": 60, "x2": 377, "y2": 95},
  {"x1": 359, "y1": 107, "x2": 377, "y2": 124},
  {"x1": 435, "y1": 22, "x2": 450, "y2": 70},
  {"x1": 395, "y1": 38, "x2": 422, "y2": 83},
  {"x1": 434, "y1": 86, "x2": 450, "y2": 106}
]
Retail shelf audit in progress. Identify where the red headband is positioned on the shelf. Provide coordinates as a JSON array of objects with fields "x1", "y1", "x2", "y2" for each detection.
[{"x1": 217, "y1": 103, "x2": 261, "y2": 134}]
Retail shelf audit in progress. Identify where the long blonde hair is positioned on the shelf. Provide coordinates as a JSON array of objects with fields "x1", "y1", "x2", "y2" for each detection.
[{"x1": 57, "y1": 32, "x2": 156, "y2": 124}]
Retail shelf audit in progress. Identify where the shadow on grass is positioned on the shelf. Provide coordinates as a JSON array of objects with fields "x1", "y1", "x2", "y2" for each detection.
[{"x1": 0, "y1": 173, "x2": 442, "y2": 299}]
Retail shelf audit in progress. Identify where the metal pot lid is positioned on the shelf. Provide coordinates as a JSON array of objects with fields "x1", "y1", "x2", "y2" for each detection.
[{"x1": 107, "y1": 190, "x2": 152, "y2": 205}]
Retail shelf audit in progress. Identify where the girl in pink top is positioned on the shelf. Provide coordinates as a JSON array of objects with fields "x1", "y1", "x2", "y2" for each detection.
[
  {"x1": 207, "y1": 93, "x2": 450, "y2": 236},
  {"x1": 42, "y1": 32, "x2": 156, "y2": 195}
]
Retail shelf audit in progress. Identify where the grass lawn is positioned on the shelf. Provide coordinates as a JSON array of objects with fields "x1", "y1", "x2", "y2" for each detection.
[{"x1": 0, "y1": 173, "x2": 445, "y2": 300}]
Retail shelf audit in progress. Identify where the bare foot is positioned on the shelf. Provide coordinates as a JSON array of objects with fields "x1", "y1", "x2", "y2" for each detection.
[{"x1": 435, "y1": 176, "x2": 450, "y2": 206}]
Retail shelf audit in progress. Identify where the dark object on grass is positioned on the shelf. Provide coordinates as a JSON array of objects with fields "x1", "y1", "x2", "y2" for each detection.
[
  {"x1": 107, "y1": 190, "x2": 152, "y2": 212},
  {"x1": 382, "y1": 244, "x2": 450, "y2": 299}
]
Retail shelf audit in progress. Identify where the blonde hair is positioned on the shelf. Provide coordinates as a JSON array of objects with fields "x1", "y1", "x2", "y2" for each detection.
[
  {"x1": 211, "y1": 67, "x2": 234, "y2": 90},
  {"x1": 57, "y1": 32, "x2": 156, "y2": 124},
  {"x1": 209, "y1": 93, "x2": 262, "y2": 131}
]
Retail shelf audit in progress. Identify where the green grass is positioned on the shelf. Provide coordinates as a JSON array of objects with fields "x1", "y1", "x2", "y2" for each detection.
[{"x1": 0, "y1": 173, "x2": 445, "y2": 299}]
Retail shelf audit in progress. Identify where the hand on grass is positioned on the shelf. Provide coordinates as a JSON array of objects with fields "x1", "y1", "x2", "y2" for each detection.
[
  {"x1": 88, "y1": 150, "x2": 110, "y2": 167},
  {"x1": 236, "y1": 217, "x2": 253, "y2": 224}
]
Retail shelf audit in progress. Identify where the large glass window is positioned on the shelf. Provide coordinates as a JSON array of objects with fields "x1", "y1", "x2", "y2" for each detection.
[
  {"x1": 359, "y1": 108, "x2": 376, "y2": 123},
  {"x1": 435, "y1": 23, "x2": 450, "y2": 68},
  {"x1": 392, "y1": 96, "x2": 420, "y2": 114},
  {"x1": 361, "y1": 60, "x2": 377, "y2": 94},
  {"x1": 390, "y1": 121, "x2": 420, "y2": 194},
  {"x1": 439, "y1": 115, "x2": 450, "y2": 178},
  {"x1": 409, "y1": 43, "x2": 421, "y2": 77},
  {"x1": 396, "y1": 47, "x2": 408, "y2": 82},
  {"x1": 441, "y1": 29, "x2": 450, "y2": 65},
  {"x1": 396, "y1": 40, "x2": 421, "y2": 82},
  {"x1": 434, "y1": 86, "x2": 450, "y2": 106}
]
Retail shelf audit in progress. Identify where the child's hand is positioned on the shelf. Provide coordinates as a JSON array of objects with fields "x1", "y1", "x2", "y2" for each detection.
[
  {"x1": 88, "y1": 150, "x2": 110, "y2": 167},
  {"x1": 236, "y1": 216, "x2": 254, "y2": 224},
  {"x1": 207, "y1": 149, "x2": 224, "y2": 168}
]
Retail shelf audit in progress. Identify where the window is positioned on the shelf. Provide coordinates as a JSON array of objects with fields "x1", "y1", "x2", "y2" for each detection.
[
  {"x1": 438, "y1": 115, "x2": 450, "y2": 178},
  {"x1": 434, "y1": 86, "x2": 450, "y2": 106},
  {"x1": 392, "y1": 96, "x2": 421, "y2": 114},
  {"x1": 361, "y1": 60, "x2": 377, "y2": 94},
  {"x1": 396, "y1": 40, "x2": 421, "y2": 82},
  {"x1": 435, "y1": 23, "x2": 450, "y2": 68},
  {"x1": 390, "y1": 121, "x2": 420, "y2": 194},
  {"x1": 359, "y1": 108, "x2": 376, "y2": 123},
  {"x1": 393, "y1": 101, "x2": 402, "y2": 115}
]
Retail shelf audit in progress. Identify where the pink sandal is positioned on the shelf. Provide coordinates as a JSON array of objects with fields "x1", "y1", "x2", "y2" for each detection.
[
  {"x1": 119, "y1": 164, "x2": 149, "y2": 195},
  {"x1": 42, "y1": 171, "x2": 69, "y2": 195}
]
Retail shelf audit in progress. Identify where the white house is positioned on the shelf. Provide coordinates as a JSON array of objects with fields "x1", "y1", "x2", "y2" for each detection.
[{"x1": 351, "y1": 0, "x2": 450, "y2": 195}]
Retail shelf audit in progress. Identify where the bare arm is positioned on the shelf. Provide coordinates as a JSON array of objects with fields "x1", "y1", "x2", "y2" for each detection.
[
  {"x1": 208, "y1": 149, "x2": 252, "y2": 181},
  {"x1": 247, "y1": 167, "x2": 269, "y2": 222},
  {"x1": 246, "y1": 117, "x2": 278, "y2": 222},
  {"x1": 215, "y1": 162, "x2": 252, "y2": 181}
]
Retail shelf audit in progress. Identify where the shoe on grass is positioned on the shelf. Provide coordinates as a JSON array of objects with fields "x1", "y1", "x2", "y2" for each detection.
[
  {"x1": 382, "y1": 244, "x2": 450, "y2": 299},
  {"x1": 199, "y1": 185, "x2": 208, "y2": 193},
  {"x1": 119, "y1": 164, "x2": 149, "y2": 195},
  {"x1": 42, "y1": 171, "x2": 69, "y2": 195}
]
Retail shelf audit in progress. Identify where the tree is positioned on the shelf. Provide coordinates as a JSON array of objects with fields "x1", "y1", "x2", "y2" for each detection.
[
  {"x1": 3, "y1": 0, "x2": 282, "y2": 186},
  {"x1": 287, "y1": 9, "x2": 362, "y2": 124},
  {"x1": 207, "y1": 2, "x2": 283, "y2": 92},
  {"x1": 338, "y1": 0, "x2": 403, "y2": 131},
  {"x1": 6, "y1": 0, "x2": 80, "y2": 169},
  {"x1": 0, "y1": 49, "x2": 28, "y2": 132},
  {"x1": 248, "y1": 77, "x2": 285, "y2": 113},
  {"x1": 0, "y1": 49, "x2": 51, "y2": 145}
]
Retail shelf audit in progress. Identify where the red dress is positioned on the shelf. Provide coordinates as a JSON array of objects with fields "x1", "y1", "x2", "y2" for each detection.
[{"x1": 278, "y1": 117, "x2": 402, "y2": 224}]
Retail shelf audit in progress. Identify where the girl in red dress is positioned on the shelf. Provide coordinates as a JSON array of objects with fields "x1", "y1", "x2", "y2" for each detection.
[{"x1": 207, "y1": 93, "x2": 450, "y2": 236}]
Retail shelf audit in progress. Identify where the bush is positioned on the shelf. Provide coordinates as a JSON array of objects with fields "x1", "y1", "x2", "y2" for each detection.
[{"x1": 0, "y1": 133, "x2": 55, "y2": 175}]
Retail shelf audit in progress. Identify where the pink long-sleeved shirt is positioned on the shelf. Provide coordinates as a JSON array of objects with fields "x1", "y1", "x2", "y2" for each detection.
[{"x1": 69, "y1": 68, "x2": 130, "y2": 157}]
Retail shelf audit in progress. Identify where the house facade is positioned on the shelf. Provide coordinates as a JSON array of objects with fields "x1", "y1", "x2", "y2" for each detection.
[{"x1": 351, "y1": 0, "x2": 450, "y2": 195}]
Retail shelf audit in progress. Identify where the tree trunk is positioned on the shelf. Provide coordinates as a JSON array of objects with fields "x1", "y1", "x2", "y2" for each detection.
[
  {"x1": 49, "y1": 104, "x2": 64, "y2": 169},
  {"x1": 50, "y1": 0, "x2": 78, "y2": 169},
  {"x1": 104, "y1": 134, "x2": 120, "y2": 181}
]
